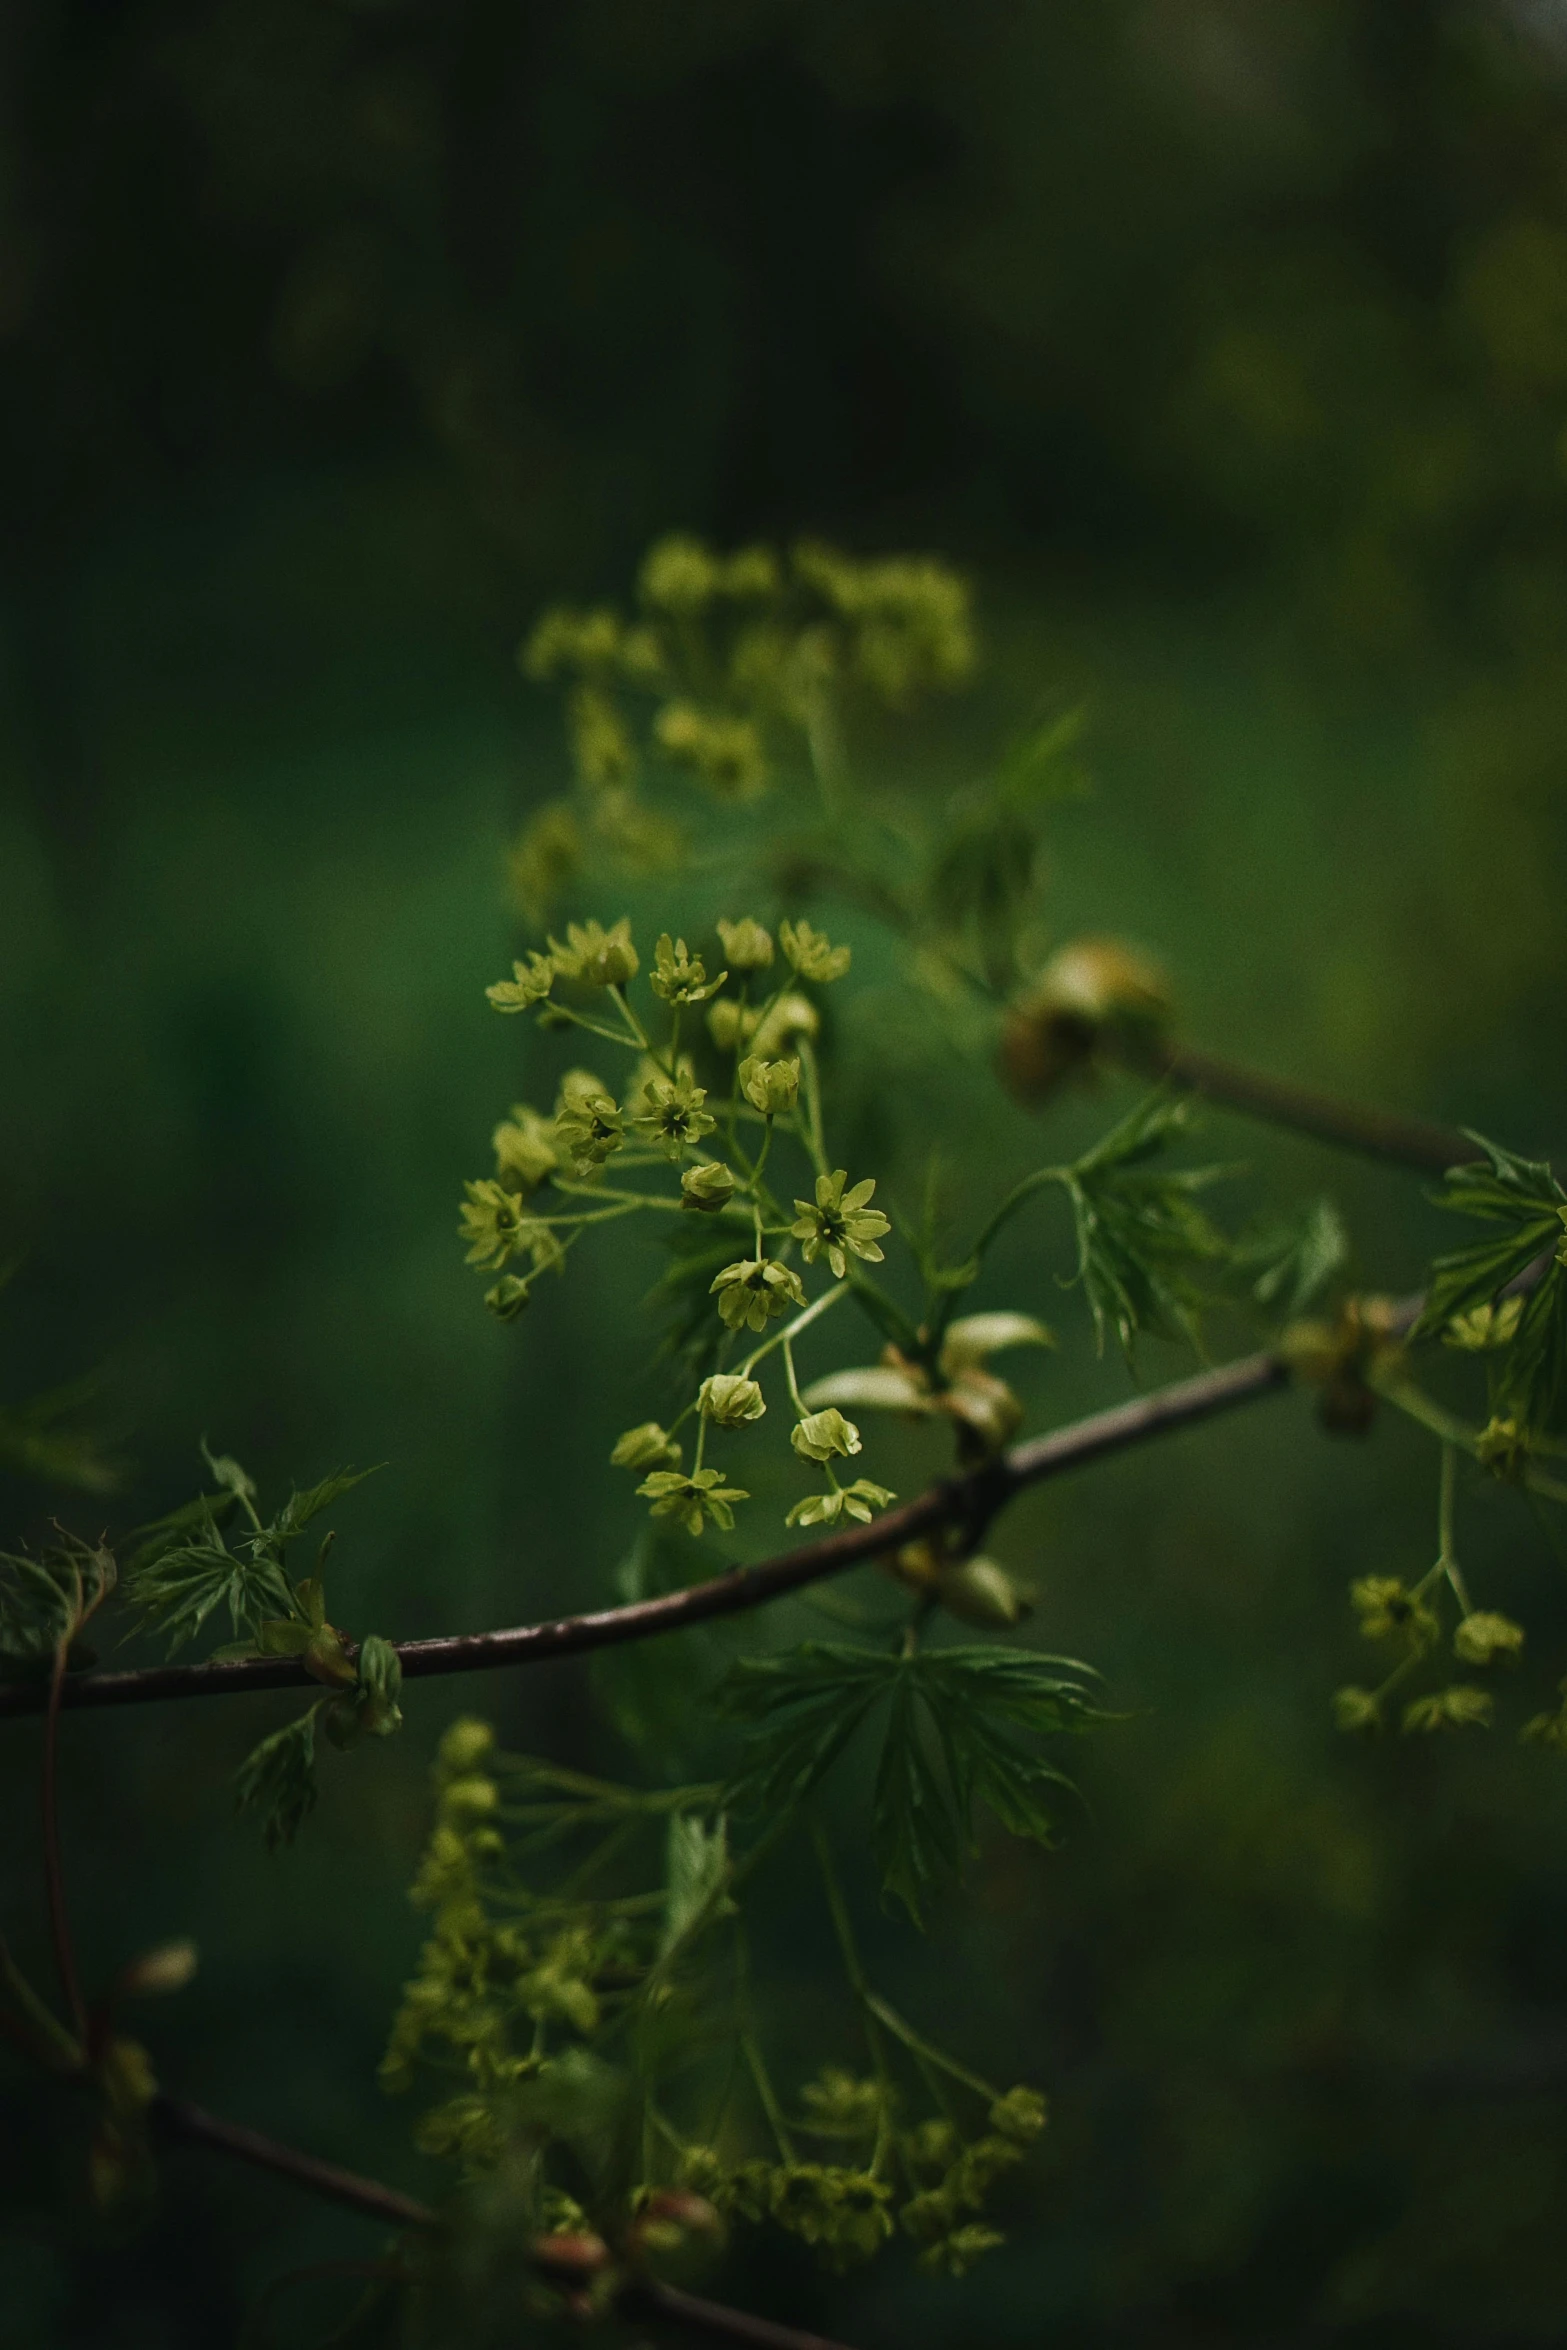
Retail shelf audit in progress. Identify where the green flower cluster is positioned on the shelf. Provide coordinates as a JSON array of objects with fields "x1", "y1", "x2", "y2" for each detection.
[
  {"x1": 506, "y1": 533, "x2": 976, "y2": 927},
  {"x1": 464, "y1": 904, "x2": 921, "y2": 1541}
]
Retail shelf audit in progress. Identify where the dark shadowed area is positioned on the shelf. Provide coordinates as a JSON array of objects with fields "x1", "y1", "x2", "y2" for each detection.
[{"x1": 4, "y1": 6, "x2": 1567, "y2": 2347}]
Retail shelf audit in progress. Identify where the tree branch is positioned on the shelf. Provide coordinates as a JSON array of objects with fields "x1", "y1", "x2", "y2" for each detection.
[
  {"x1": 0, "y1": 1347, "x2": 1299, "y2": 1720},
  {"x1": 151, "y1": 2093, "x2": 438, "y2": 2230},
  {"x1": 152, "y1": 2097, "x2": 864, "y2": 2350},
  {"x1": 1116, "y1": 1035, "x2": 1472, "y2": 1175}
]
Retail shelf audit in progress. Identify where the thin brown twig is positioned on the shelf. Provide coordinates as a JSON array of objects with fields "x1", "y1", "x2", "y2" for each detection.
[
  {"x1": 151, "y1": 2094, "x2": 438, "y2": 2231},
  {"x1": 153, "y1": 2096, "x2": 863, "y2": 2350},
  {"x1": 1116, "y1": 1035, "x2": 1473, "y2": 1175},
  {"x1": 0, "y1": 1347, "x2": 1298, "y2": 1720}
]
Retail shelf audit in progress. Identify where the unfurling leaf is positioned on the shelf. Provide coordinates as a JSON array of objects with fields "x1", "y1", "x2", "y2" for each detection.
[
  {"x1": 235, "y1": 1708, "x2": 321, "y2": 1849},
  {"x1": 1414, "y1": 1132, "x2": 1567, "y2": 1435},
  {"x1": 1062, "y1": 1095, "x2": 1230, "y2": 1358}
]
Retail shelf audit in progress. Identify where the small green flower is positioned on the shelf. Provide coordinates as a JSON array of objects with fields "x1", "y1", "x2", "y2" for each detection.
[
  {"x1": 790, "y1": 1407, "x2": 862, "y2": 1463},
  {"x1": 717, "y1": 916, "x2": 774, "y2": 971},
  {"x1": 554, "y1": 1076, "x2": 625, "y2": 1176},
  {"x1": 791, "y1": 1170, "x2": 890, "y2": 1278},
  {"x1": 548, "y1": 917, "x2": 639, "y2": 988},
  {"x1": 766, "y1": 2163, "x2": 894, "y2": 2265},
  {"x1": 710, "y1": 1257, "x2": 807, "y2": 1332},
  {"x1": 779, "y1": 917, "x2": 851, "y2": 982},
  {"x1": 1453, "y1": 1610, "x2": 1525, "y2": 1666},
  {"x1": 637, "y1": 1467, "x2": 749, "y2": 1536},
  {"x1": 682, "y1": 1160, "x2": 738, "y2": 1213},
  {"x1": 738, "y1": 1055, "x2": 800, "y2": 1117},
  {"x1": 492, "y1": 1105, "x2": 558, "y2": 1193},
  {"x1": 1443, "y1": 1297, "x2": 1524, "y2": 1351},
  {"x1": 1402, "y1": 1685, "x2": 1493, "y2": 1734},
  {"x1": 631, "y1": 1072, "x2": 717, "y2": 1159},
  {"x1": 786, "y1": 1479, "x2": 895, "y2": 1529},
  {"x1": 459, "y1": 1179, "x2": 530, "y2": 1268},
  {"x1": 611, "y1": 1421, "x2": 682, "y2": 1471},
  {"x1": 485, "y1": 950, "x2": 558, "y2": 1013},
  {"x1": 988, "y1": 2088, "x2": 1047, "y2": 2145},
  {"x1": 1350, "y1": 1575, "x2": 1437, "y2": 1648},
  {"x1": 649, "y1": 933, "x2": 726, "y2": 1005},
  {"x1": 699, "y1": 1374, "x2": 767, "y2": 1428}
]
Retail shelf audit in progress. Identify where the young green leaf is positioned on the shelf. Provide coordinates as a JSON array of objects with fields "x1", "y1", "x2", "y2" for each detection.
[
  {"x1": 659, "y1": 1814, "x2": 734, "y2": 1958},
  {"x1": 235, "y1": 1707, "x2": 321, "y2": 1849},
  {"x1": 1063, "y1": 1095, "x2": 1230, "y2": 1358},
  {"x1": 1231, "y1": 1197, "x2": 1349, "y2": 1320},
  {"x1": 272, "y1": 1466, "x2": 382, "y2": 1542},
  {"x1": 1414, "y1": 1132, "x2": 1567, "y2": 1431},
  {"x1": 124, "y1": 1503, "x2": 292, "y2": 1654},
  {"x1": 1414, "y1": 1135, "x2": 1564, "y2": 1337}
]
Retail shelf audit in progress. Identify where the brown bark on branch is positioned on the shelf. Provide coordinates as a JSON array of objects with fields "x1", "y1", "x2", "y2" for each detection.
[
  {"x1": 0, "y1": 1348, "x2": 1296, "y2": 1720},
  {"x1": 1118, "y1": 1036, "x2": 1472, "y2": 1175},
  {"x1": 152, "y1": 2099, "x2": 864, "y2": 2350},
  {"x1": 151, "y1": 2093, "x2": 438, "y2": 2230}
]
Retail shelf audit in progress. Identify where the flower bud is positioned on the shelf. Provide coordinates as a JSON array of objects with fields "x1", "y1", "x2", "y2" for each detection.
[
  {"x1": 612, "y1": 1420, "x2": 683, "y2": 1470},
  {"x1": 988, "y1": 2086, "x2": 1048, "y2": 2144},
  {"x1": 681, "y1": 1160, "x2": 737, "y2": 1213},
  {"x1": 699, "y1": 1374, "x2": 767, "y2": 1427},
  {"x1": 440, "y1": 1775, "x2": 498, "y2": 1824},
  {"x1": 932, "y1": 1557, "x2": 1032, "y2": 1628},
  {"x1": 1454, "y1": 1610, "x2": 1525, "y2": 1666},
  {"x1": 438, "y1": 1718, "x2": 495, "y2": 1776},
  {"x1": 738, "y1": 1055, "x2": 800, "y2": 1117},
  {"x1": 999, "y1": 938, "x2": 1170, "y2": 1105},
  {"x1": 790, "y1": 1408, "x2": 862, "y2": 1463}
]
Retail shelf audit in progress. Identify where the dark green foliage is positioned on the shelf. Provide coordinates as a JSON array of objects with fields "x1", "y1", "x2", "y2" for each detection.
[
  {"x1": 722, "y1": 1642, "x2": 1103, "y2": 1925},
  {"x1": 1061, "y1": 1095, "x2": 1230, "y2": 1358},
  {"x1": 125, "y1": 1457, "x2": 377, "y2": 1656}
]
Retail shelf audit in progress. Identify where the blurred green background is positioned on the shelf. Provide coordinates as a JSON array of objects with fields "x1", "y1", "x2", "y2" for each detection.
[{"x1": 5, "y1": 3, "x2": 1567, "y2": 2345}]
